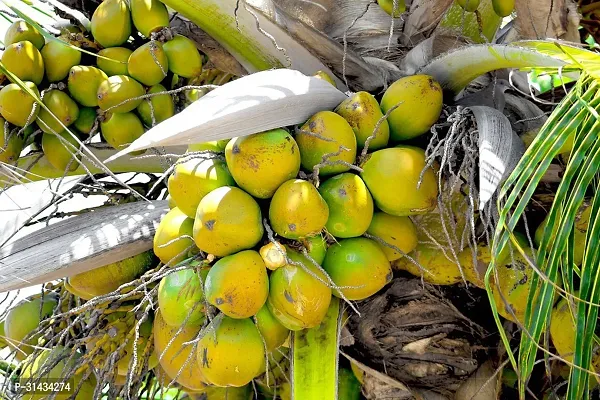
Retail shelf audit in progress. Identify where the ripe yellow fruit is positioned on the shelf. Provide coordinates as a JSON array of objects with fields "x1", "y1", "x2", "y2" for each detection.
[
  {"x1": 225, "y1": 129, "x2": 301, "y2": 199},
  {"x1": 491, "y1": 247, "x2": 535, "y2": 323},
  {"x1": 68, "y1": 66, "x2": 108, "y2": 107},
  {"x1": 269, "y1": 179, "x2": 329, "y2": 239},
  {"x1": 163, "y1": 35, "x2": 203, "y2": 78},
  {"x1": 100, "y1": 111, "x2": 145, "y2": 150},
  {"x1": 42, "y1": 131, "x2": 80, "y2": 172},
  {"x1": 153, "y1": 207, "x2": 197, "y2": 265},
  {"x1": 335, "y1": 91, "x2": 390, "y2": 151},
  {"x1": 91, "y1": 0, "x2": 132, "y2": 48},
  {"x1": 492, "y1": 0, "x2": 515, "y2": 17},
  {"x1": 197, "y1": 316, "x2": 265, "y2": 387},
  {"x1": 2, "y1": 41, "x2": 44, "y2": 85},
  {"x1": 5, "y1": 294, "x2": 58, "y2": 359},
  {"x1": 66, "y1": 251, "x2": 154, "y2": 299},
  {"x1": 535, "y1": 204, "x2": 590, "y2": 266},
  {"x1": 20, "y1": 346, "x2": 97, "y2": 400},
  {"x1": 411, "y1": 188, "x2": 470, "y2": 248},
  {"x1": 313, "y1": 70, "x2": 336, "y2": 87},
  {"x1": 393, "y1": 244, "x2": 480, "y2": 285},
  {"x1": 158, "y1": 267, "x2": 206, "y2": 327},
  {"x1": 380, "y1": 75, "x2": 443, "y2": 140},
  {"x1": 456, "y1": 0, "x2": 480, "y2": 12},
  {"x1": 41, "y1": 40, "x2": 82, "y2": 82},
  {"x1": 130, "y1": 0, "x2": 169, "y2": 37},
  {"x1": 549, "y1": 297, "x2": 600, "y2": 377},
  {"x1": 378, "y1": 0, "x2": 406, "y2": 17},
  {"x1": 0, "y1": 82, "x2": 40, "y2": 127},
  {"x1": 361, "y1": 146, "x2": 438, "y2": 216},
  {"x1": 366, "y1": 212, "x2": 418, "y2": 261},
  {"x1": 137, "y1": 84, "x2": 174, "y2": 126},
  {"x1": 323, "y1": 237, "x2": 392, "y2": 300},
  {"x1": 205, "y1": 250, "x2": 269, "y2": 318},
  {"x1": 154, "y1": 310, "x2": 209, "y2": 391},
  {"x1": 127, "y1": 41, "x2": 168, "y2": 86},
  {"x1": 193, "y1": 186, "x2": 264, "y2": 257},
  {"x1": 0, "y1": 119, "x2": 24, "y2": 164},
  {"x1": 267, "y1": 248, "x2": 332, "y2": 330},
  {"x1": 97, "y1": 47, "x2": 132, "y2": 76},
  {"x1": 97, "y1": 75, "x2": 145, "y2": 113},
  {"x1": 296, "y1": 111, "x2": 357, "y2": 176},
  {"x1": 319, "y1": 173, "x2": 373, "y2": 238},
  {"x1": 255, "y1": 304, "x2": 290, "y2": 352},
  {"x1": 167, "y1": 157, "x2": 235, "y2": 219},
  {"x1": 4, "y1": 20, "x2": 45, "y2": 49},
  {"x1": 73, "y1": 107, "x2": 97, "y2": 135},
  {"x1": 37, "y1": 90, "x2": 80, "y2": 134}
]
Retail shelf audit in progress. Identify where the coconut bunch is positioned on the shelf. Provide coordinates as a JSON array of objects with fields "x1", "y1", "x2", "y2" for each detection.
[{"x1": 0, "y1": 0, "x2": 233, "y2": 176}]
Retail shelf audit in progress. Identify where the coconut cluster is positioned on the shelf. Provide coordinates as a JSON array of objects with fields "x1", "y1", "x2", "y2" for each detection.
[
  {"x1": 0, "y1": 0, "x2": 205, "y2": 173},
  {"x1": 144, "y1": 74, "x2": 448, "y2": 391}
]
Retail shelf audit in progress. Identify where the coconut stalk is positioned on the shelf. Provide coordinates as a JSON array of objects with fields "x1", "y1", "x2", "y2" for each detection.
[{"x1": 292, "y1": 297, "x2": 341, "y2": 400}]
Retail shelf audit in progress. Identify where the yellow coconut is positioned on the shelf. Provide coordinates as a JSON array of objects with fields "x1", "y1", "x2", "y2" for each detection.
[
  {"x1": 73, "y1": 107, "x2": 97, "y2": 135},
  {"x1": 313, "y1": 70, "x2": 336, "y2": 87},
  {"x1": 97, "y1": 74, "x2": 145, "y2": 113},
  {"x1": 255, "y1": 304, "x2": 290, "y2": 352},
  {"x1": 19, "y1": 346, "x2": 97, "y2": 400},
  {"x1": 66, "y1": 251, "x2": 154, "y2": 299},
  {"x1": 130, "y1": 0, "x2": 169, "y2": 37},
  {"x1": 41, "y1": 39, "x2": 82, "y2": 82},
  {"x1": 323, "y1": 237, "x2": 392, "y2": 300},
  {"x1": 225, "y1": 129, "x2": 301, "y2": 199},
  {"x1": 204, "y1": 250, "x2": 269, "y2": 319},
  {"x1": 456, "y1": 0, "x2": 481, "y2": 12},
  {"x1": 193, "y1": 186, "x2": 264, "y2": 257},
  {"x1": 4, "y1": 294, "x2": 58, "y2": 359},
  {"x1": 267, "y1": 248, "x2": 332, "y2": 331},
  {"x1": 4, "y1": 20, "x2": 45, "y2": 49},
  {"x1": 361, "y1": 146, "x2": 438, "y2": 216},
  {"x1": 137, "y1": 84, "x2": 174, "y2": 126},
  {"x1": 158, "y1": 267, "x2": 206, "y2": 327},
  {"x1": 269, "y1": 179, "x2": 330, "y2": 239},
  {"x1": 100, "y1": 111, "x2": 145, "y2": 151},
  {"x1": 378, "y1": 0, "x2": 405, "y2": 16},
  {"x1": 380, "y1": 75, "x2": 443, "y2": 141},
  {"x1": 197, "y1": 316, "x2": 265, "y2": 387},
  {"x1": 167, "y1": 157, "x2": 235, "y2": 218},
  {"x1": 335, "y1": 91, "x2": 390, "y2": 151},
  {"x1": 41, "y1": 131, "x2": 80, "y2": 172},
  {"x1": 154, "y1": 310, "x2": 209, "y2": 391},
  {"x1": 91, "y1": 0, "x2": 132, "y2": 48},
  {"x1": 0, "y1": 82, "x2": 40, "y2": 127},
  {"x1": 127, "y1": 41, "x2": 168, "y2": 86},
  {"x1": 535, "y1": 204, "x2": 591, "y2": 266},
  {"x1": 37, "y1": 90, "x2": 80, "y2": 134},
  {"x1": 1, "y1": 41, "x2": 44, "y2": 85},
  {"x1": 318, "y1": 173, "x2": 374, "y2": 238},
  {"x1": 296, "y1": 111, "x2": 357, "y2": 176},
  {"x1": 366, "y1": 212, "x2": 418, "y2": 261},
  {"x1": 97, "y1": 47, "x2": 132, "y2": 76},
  {"x1": 153, "y1": 207, "x2": 197, "y2": 265},
  {"x1": 68, "y1": 66, "x2": 108, "y2": 107},
  {"x1": 163, "y1": 34, "x2": 203, "y2": 78}
]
